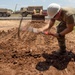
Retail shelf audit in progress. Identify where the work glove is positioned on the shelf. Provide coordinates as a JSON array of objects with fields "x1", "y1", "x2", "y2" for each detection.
[
  {"x1": 33, "y1": 28, "x2": 39, "y2": 33},
  {"x1": 28, "y1": 26, "x2": 39, "y2": 33}
]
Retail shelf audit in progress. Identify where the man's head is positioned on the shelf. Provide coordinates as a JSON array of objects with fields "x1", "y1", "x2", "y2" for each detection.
[{"x1": 47, "y1": 3, "x2": 61, "y2": 19}]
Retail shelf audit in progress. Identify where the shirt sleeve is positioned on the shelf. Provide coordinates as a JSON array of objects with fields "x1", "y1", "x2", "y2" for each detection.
[{"x1": 66, "y1": 15, "x2": 75, "y2": 24}]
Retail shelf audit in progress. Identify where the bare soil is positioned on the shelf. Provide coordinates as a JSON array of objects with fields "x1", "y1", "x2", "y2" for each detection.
[{"x1": 0, "y1": 20, "x2": 75, "y2": 75}]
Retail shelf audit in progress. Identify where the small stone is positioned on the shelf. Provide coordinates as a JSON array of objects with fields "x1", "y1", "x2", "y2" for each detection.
[
  {"x1": 30, "y1": 49, "x2": 33, "y2": 52},
  {"x1": 13, "y1": 62, "x2": 17, "y2": 64}
]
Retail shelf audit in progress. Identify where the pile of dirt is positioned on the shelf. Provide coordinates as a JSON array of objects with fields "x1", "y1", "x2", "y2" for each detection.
[{"x1": 0, "y1": 21, "x2": 75, "y2": 75}]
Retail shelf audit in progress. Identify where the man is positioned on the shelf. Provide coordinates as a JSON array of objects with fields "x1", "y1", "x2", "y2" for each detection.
[
  {"x1": 36, "y1": 3, "x2": 75, "y2": 54},
  {"x1": 22, "y1": 3, "x2": 75, "y2": 54}
]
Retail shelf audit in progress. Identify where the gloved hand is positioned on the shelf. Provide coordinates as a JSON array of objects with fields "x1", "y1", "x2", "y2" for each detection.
[
  {"x1": 33, "y1": 28, "x2": 38, "y2": 33},
  {"x1": 33, "y1": 28, "x2": 45, "y2": 33},
  {"x1": 28, "y1": 26, "x2": 39, "y2": 33}
]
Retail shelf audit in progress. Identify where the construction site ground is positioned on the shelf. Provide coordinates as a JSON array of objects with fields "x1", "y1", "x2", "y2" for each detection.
[{"x1": 0, "y1": 20, "x2": 75, "y2": 75}]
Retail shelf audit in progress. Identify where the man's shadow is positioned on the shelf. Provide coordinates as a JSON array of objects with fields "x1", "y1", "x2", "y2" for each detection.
[{"x1": 36, "y1": 51, "x2": 75, "y2": 71}]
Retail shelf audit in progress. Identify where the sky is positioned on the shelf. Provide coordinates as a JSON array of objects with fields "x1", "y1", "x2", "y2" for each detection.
[{"x1": 0, "y1": 0, "x2": 75, "y2": 11}]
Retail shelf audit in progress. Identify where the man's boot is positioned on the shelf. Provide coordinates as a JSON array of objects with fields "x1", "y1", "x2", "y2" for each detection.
[{"x1": 52, "y1": 46, "x2": 66, "y2": 55}]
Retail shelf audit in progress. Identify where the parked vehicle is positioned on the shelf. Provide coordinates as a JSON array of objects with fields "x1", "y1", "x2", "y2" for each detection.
[
  {"x1": 20, "y1": 6, "x2": 47, "y2": 21},
  {"x1": 0, "y1": 8, "x2": 13, "y2": 17}
]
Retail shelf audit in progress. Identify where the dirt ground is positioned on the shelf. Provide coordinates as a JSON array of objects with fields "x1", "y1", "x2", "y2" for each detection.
[{"x1": 0, "y1": 20, "x2": 75, "y2": 75}]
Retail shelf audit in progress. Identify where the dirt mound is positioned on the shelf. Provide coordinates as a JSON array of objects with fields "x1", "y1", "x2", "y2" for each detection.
[{"x1": 0, "y1": 21, "x2": 75, "y2": 75}]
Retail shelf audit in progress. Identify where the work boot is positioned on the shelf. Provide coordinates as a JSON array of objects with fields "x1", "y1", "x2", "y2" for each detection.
[{"x1": 52, "y1": 49, "x2": 66, "y2": 55}]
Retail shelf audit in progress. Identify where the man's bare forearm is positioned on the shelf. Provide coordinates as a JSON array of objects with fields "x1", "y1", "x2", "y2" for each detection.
[
  {"x1": 60, "y1": 28, "x2": 73, "y2": 36},
  {"x1": 39, "y1": 20, "x2": 55, "y2": 32},
  {"x1": 60, "y1": 24, "x2": 74, "y2": 36},
  {"x1": 48, "y1": 20, "x2": 55, "y2": 29}
]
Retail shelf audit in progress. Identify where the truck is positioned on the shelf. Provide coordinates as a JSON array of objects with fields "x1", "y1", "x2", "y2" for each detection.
[
  {"x1": 20, "y1": 6, "x2": 47, "y2": 17},
  {"x1": 0, "y1": 8, "x2": 13, "y2": 17},
  {"x1": 20, "y1": 6, "x2": 47, "y2": 21}
]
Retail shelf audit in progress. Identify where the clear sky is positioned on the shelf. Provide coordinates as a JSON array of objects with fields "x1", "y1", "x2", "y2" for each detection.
[{"x1": 0, "y1": 0, "x2": 75, "y2": 11}]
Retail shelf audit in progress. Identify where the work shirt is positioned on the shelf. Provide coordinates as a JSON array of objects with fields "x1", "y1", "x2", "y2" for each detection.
[{"x1": 52, "y1": 7, "x2": 75, "y2": 26}]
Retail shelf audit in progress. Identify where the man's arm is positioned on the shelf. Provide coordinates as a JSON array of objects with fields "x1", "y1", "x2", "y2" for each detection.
[
  {"x1": 59, "y1": 24, "x2": 74, "y2": 36},
  {"x1": 60, "y1": 15, "x2": 75, "y2": 36},
  {"x1": 38, "y1": 19, "x2": 55, "y2": 32},
  {"x1": 48, "y1": 24, "x2": 74, "y2": 38}
]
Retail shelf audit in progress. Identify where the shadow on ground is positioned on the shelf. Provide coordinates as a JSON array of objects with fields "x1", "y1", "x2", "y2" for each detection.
[{"x1": 36, "y1": 51, "x2": 75, "y2": 71}]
